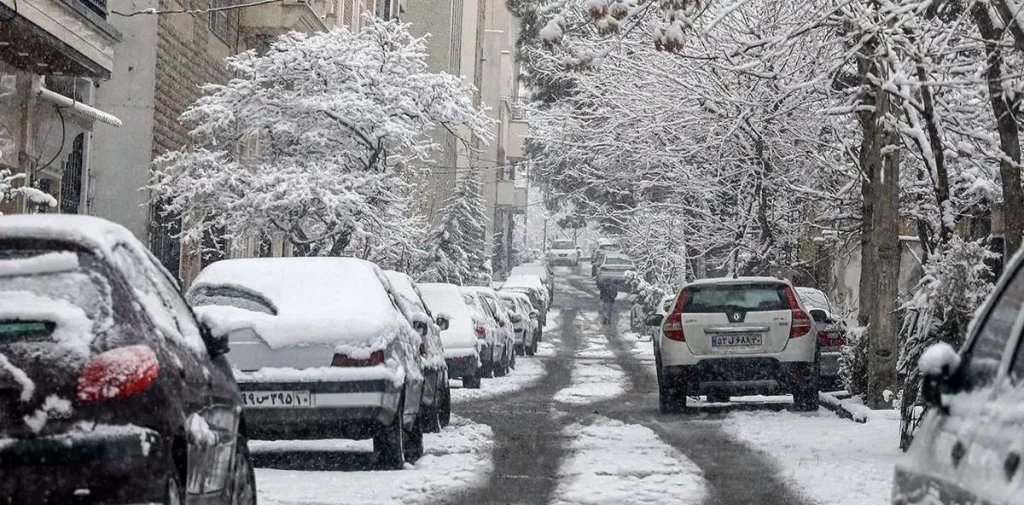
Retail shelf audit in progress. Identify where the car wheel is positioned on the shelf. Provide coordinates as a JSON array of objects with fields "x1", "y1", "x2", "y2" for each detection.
[
  {"x1": 420, "y1": 399, "x2": 442, "y2": 434},
  {"x1": 374, "y1": 394, "x2": 406, "y2": 470},
  {"x1": 479, "y1": 363, "x2": 494, "y2": 378},
  {"x1": 707, "y1": 390, "x2": 730, "y2": 403},
  {"x1": 793, "y1": 350, "x2": 821, "y2": 412},
  {"x1": 164, "y1": 469, "x2": 184, "y2": 505},
  {"x1": 463, "y1": 374, "x2": 482, "y2": 389},
  {"x1": 515, "y1": 343, "x2": 525, "y2": 356},
  {"x1": 439, "y1": 382, "x2": 452, "y2": 427},
  {"x1": 659, "y1": 381, "x2": 686, "y2": 414},
  {"x1": 404, "y1": 417, "x2": 424, "y2": 463},
  {"x1": 526, "y1": 340, "x2": 536, "y2": 356},
  {"x1": 230, "y1": 437, "x2": 257, "y2": 505}
]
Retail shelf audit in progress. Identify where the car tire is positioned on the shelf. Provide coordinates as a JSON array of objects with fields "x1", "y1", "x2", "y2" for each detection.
[
  {"x1": 420, "y1": 397, "x2": 442, "y2": 434},
  {"x1": 515, "y1": 343, "x2": 525, "y2": 356},
  {"x1": 479, "y1": 363, "x2": 494, "y2": 378},
  {"x1": 404, "y1": 418, "x2": 424, "y2": 464},
  {"x1": 374, "y1": 394, "x2": 406, "y2": 470},
  {"x1": 463, "y1": 374, "x2": 482, "y2": 389},
  {"x1": 510, "y1": 349, "x2": 517, "y2": 370},
  {"x1": 439, "y1": 382, "x2": 452, "y2": 427},
  {"x1": 494, "y1": 357, "x2": 507, "y2": 377},
  {"x1": 229, "y1": 436, "x2": 257, "y2": 505},
  {"x1": 658, "y1": 381, "x2": 686, "y2": 414},
  {"x1": 707, "y1": 391, "x2": 730, "y2": 403},
  {"x1": 793, "y1": 349, "x2": 821, "y2": 412},
  {"x1": 164, "y1": 468, "x2": 184, "y2": 505},
  {"x1": 526, "y1": 340, "x2": 536, "y2": 356}
]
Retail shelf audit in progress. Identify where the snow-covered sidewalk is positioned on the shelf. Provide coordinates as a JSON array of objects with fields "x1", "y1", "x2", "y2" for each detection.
[
  {"x1": 451, "y1": 357, "x2": 547, "y2": 403},
  {"x1": 718, "y1": 409, "x2": 902, "y2": 505},
  {"x1": 551, "y1": 415, "x2": 707, "y2": 505},
  {"x1": 255, "y1": 416, "x2": 494, "y2": 505}
]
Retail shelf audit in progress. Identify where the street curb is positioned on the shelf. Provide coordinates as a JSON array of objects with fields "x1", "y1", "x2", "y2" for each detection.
[{"x1": 818, "y1": 392, "x2": 868, "y2": 423}]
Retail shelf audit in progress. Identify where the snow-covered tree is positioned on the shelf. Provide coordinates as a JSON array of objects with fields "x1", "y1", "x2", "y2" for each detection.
[
  {"x1": 0, "y1": 169, "x2": 58, "y2": 214},
  {"x1": 417, "y1": 172, "x2": 491, "y2": 285},
  {"x1": 150, "y1": 16, "x2": 493, "y2": 257}
]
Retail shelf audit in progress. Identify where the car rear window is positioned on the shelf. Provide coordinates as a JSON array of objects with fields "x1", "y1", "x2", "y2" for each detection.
[
  {"x1": 604, "y1": 257, "x2": 633, "y2": 266},
  {"x1": 552, "y1": 240, "x2": 574, "y2": 249},
  {"x1": 188, "y1": 284, "x2": 278, "y2": 315},
  {"x1": 683, "y1": 283, "x2": 789, "y2": 313}
]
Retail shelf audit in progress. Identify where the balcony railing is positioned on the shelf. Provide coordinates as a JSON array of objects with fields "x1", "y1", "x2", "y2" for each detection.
[{"x1": 504, "y1": 97, "x2": 528, "y2": 121}]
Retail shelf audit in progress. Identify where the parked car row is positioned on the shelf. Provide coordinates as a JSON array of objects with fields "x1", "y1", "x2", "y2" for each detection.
[{"x1": 0, "y1": 215, "x2": 555, "y2": 505}]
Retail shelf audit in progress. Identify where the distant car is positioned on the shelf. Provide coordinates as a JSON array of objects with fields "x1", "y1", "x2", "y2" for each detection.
[
  {"x1": 501, "y1": 275, "x2": 550, "y2": 339},
  {"x1": 498, "y1": 290, "x2": 539, "y2": 356},
  {"x1": 460, "y1": 287, "x2": 510, "y2": 378},
  {"x1": 384, "y1": 271, "x2": 452, "y2": 432},
  {"x1": 188, "y1": 257, "x2": 426, "y2": 470},
  {"x1": 591, "y1": 243, "x2": 622, "y2": 276},
  {"x1": 510, "y1": 262, "x2": 554, "y2": 302},
  {"x1": 465, "y1": 287, "x2": 517, "y2": 376},
  {"x1": 649, "y1": 277, "x2": 820, "y2": 413},
  {"x1": 547, "y1": 239, "x2": 580, "y2": 266},
  {"x1": 595, "y1": 253, "x2": 635, "y2": 290},
  {"x1": 795, "y1": 287, "x2": 846, "y2": 388},
  {"x1": 419, "y1": 283, "x2": 484, "y2": 389},
  {"x1": 0, "y1": 215, "x2": 255, "y2": 504},
  {"x1": 893, "y1": 251, "x2": 1024, "y2": 505}
]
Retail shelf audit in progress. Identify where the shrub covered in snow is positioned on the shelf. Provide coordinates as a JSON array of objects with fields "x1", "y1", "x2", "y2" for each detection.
[{"x1": 839, "y1": 326, "x2": 869, "y2": 396}]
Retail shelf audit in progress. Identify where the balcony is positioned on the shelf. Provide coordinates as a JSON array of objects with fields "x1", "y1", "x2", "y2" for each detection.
[
  {"x1": 240, "y1": 0, "x2": 326, "y2": 42},
  {"x1": 496, "y1": 180, "x2": 527, "y2": 212},
  {"x1": 0, "y1": 0, "x2": 121, "y2": 78}
]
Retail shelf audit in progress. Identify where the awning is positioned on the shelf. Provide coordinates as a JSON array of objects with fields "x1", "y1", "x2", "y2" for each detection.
[{"x1": 37, "y1": 85, "x2": 122, "y2": 127}]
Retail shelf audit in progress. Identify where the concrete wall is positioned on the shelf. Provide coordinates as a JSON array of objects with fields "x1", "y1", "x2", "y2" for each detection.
[{"x1": 91, "y1": 0, "x2": 160, "y2": 240}]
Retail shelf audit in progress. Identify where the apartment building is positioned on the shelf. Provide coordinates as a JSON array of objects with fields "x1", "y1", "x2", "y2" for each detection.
[{"x1": 0, "y1": 0, "x2": 122, "y2": 214}]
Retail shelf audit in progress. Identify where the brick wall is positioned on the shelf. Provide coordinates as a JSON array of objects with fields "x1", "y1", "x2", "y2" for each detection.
[{"x1": 150, "y1": 0, "x2": 241, "y2": 282}]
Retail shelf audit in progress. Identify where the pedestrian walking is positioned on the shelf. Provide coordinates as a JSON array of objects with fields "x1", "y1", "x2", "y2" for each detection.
[{"x1": 599, "y1": 280, "x2": 617, "y2": 325}]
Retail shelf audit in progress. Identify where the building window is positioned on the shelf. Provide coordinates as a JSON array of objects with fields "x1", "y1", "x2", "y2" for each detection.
[
  {"x1": 60, "y1": 133, "x2": 85, "y2": 214},
  {"x1": 209, "y1": 0, "x2": 231, "y2": 41}
]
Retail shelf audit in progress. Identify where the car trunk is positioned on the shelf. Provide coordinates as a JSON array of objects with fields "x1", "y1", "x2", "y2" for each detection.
[
  {"x1": 680, "y1": 282, "x2": 794, "y2": 356},
  {"x1": 228, "y1": 327, "x2": 336, "y2": 371},
  {"x1": 0, "y1": 331, "x2": 90, "y2": 437}
]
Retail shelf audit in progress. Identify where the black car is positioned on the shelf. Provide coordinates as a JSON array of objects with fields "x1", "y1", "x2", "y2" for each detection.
[{"x1": 0, "y1": 215, "x2": 254, "y2": 505}]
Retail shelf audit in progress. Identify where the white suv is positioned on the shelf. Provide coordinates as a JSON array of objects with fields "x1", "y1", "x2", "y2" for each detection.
[{"x1": 649, "y1": 277, "x2": 820, "y2": 413}]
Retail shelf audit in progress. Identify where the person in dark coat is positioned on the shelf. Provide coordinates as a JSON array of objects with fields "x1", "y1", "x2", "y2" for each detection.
[{"x1": 599, "y1": 280, "x2": 618, "y2": 325}]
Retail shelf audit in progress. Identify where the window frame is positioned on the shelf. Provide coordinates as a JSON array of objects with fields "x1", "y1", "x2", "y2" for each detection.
[{"x1": 961, "y1": 258, "x2": 1024, "y2": 387}]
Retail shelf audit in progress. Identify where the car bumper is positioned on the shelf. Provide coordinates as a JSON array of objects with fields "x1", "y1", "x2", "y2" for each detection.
[
  {"x1": 238, "y1": 379, "x2": 401, "y2": 440},
  {"x1": 446, "y1": 354, "x2": 481, "y2": 378},
  {"x1": 547, "y1": 256, "x2": 577, "y2": 265},
  {"x1": 0, "y1": 426, "x2": 165, "y2": 504},
  {"x1": 662, "y1": 358, "x2": 816, "y2": 395}
]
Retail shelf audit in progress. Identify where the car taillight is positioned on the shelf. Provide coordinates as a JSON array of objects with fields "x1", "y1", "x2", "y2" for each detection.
[
  {"x1": 662, "y1": 291, "x2": 688, "y2": 342},
  {"x1": 818, "y1": 331, "x2": 845, "y2": 347},
  {"x1": 475, "y1": 327, "x2": 486, "y2": 339},
  {"x1": 332, "y1": 350, "x2": 385, "y2": 367},
  {"x1": 77, "y1": 345, "x2": 160, "y2": 403},
  {"x1": 783, "y1": 287, "x2": 812, "y2": 338}
]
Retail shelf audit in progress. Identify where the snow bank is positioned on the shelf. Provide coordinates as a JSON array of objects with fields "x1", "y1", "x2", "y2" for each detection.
[
  {"x1": 451, "y1": 357, "x2": 546, "y2": 403},
  {"x1": 719, "y1": 409, "x2": 902, "y2": 505},
  {"x1": 553, "y1": 361, "x2": 627, "y2": 405},
  {"x1": 255, "y1": 416, "x2": 494, "y2": 505},
  {"x1": 551, "y1": 415, "x2": 707, "y2": 505}
]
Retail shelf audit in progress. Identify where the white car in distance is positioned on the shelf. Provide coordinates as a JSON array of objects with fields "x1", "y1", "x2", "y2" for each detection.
[{"x1": 546, "y1": 239, "x2": 580, "y2": 266}]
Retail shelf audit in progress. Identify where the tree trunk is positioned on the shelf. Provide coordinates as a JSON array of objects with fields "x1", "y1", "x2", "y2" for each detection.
[
  {"x1": 974, "y1": 3, "x2": 1024, "y2": 259},
  {"x1": 856, "y1": 42, "x2": 879, "y2": 328},
  {"x1": 991, "y1": 0, "x2": 1024, "y2": 53},
  {"x1": 866, "y1": 86, "x2": 902, "y2": 409}
]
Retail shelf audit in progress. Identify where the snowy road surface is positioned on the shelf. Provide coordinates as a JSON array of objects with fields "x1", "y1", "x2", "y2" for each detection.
[{"x1": 252, "y1": 264, "x2": 898, "y2": 505}]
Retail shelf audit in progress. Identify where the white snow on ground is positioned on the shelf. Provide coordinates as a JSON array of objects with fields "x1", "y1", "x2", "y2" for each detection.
[
  {"x1": 618, "y1": 330, "x2": 656, "y2": 365},
  {"x1": 554, "y1": 361, "x2": 627, "y2": 404},
  {"x1": 256, "y1": 416, "x2": 494, "y2": 505},
  {"x1": 551, "y1": 415, "x2": 707, "y2": 505},
  {"x1": 719, "y1": 409, "x2": 902, "y2": 505},
  {"x1": 451, "y1": 357, "x2": 547, "y2": 403}
]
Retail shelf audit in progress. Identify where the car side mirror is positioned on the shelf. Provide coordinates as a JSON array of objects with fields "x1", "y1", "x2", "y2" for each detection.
[
  {"x1": 920, "y1": 342, "x2": 961, "y2": 412},
  {"x1": 530, "y1": 311, "x2": 538, "y2": 319},
  {"x1": 412, "y1": 320, "x2": 429, "y2": 336},
  {"x1": 509, "y1": 312, "x2": 523, "y2": 323},
  {"x1": 435, "y1": 316, "x2": 450, "y2": 331},
  {"x1": 645, "y1": 314, "x2": 664, "y2": 326},
  {"x1": 200, "y1": 322, "x2": 231, "y2": 358},
  {"x1": 810, "y1": 309, "x2": 828, "y2": 323}
]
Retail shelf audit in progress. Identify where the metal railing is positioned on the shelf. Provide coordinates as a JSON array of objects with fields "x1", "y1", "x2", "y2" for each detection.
[{"x1": 504, "y1": 97, "x2": 528, "y2": 121}]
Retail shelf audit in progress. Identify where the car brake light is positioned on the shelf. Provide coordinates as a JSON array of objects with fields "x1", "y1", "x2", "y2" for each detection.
[
  {"x1": 77, "y1": 345, "x2": 160, "y2": 403},
  {"x1": 662, "y1": 291, "x2": 688, "y2": 342},
  {"x1": 332, "y1": 350, "x2": 385, "y2": 367},
  {"x1": 818, "y1": 331, "x2": 845, "y2": 347},
  {"x1": 783, "y1": 287, "x2": 811, "y2": 338},
  {"x1": 475, "y1": 327, "x2": 486, "y2": 339}
]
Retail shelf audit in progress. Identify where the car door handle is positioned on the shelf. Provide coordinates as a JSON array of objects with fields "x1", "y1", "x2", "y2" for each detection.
[{"x1": 1005, "y1": 453, "x2": 1020, "y2": 480}]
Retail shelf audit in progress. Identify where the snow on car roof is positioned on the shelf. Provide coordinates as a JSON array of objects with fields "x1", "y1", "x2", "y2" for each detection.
[
  {"x1": 685, "y1": 276, "x2": 789, "y2": 287},
  {"x1": 510, "y1": 263, "x2": 549, "y2": 281},
  {"x1": 383, "y1": 270, "x2": 427, "y2": 316},
  {"x1": 190, "y1": 257, "x2": 409, "y2": 349}
]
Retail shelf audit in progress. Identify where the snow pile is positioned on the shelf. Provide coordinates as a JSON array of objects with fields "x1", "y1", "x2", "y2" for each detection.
[
  {"x1": 256, "y1": 416, "x2": 494, "y2": 505},
  {"x1": 719, "y1": 410, "x2": 902, "y2": 505},
  {"x1": 0, "y1": 291, "x2": 94, "y2": 355},
  {"x1": 0, "y1": 352, "x2": 34, "y2": 401},
  {"x1": 918, "y1": 342, "x2": 960, "y2": 376},
  {"x1": 22, "y1": 395, "x2": 72, "y2": 434},
  {"x1": 0, "y1": 252, "x2": 78, "y2": 278},
  {"x1": 551, "y1": 416, "x2": 707, "y2": 504},
  {"x1": 451, "y1": 357, "x2": 546, "y2": 403},
  {"x1": 553, "y1": 361, "x2": 627, "y2": 405}
]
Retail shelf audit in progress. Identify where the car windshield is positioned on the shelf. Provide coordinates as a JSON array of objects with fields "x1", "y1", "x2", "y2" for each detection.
[
  {"x1": 187, "y1": 284, "x2": 277, "y2": 315},
  {"x1": 684, "y1": 283, "x2": 790, "y2": 313},
  {"x1": 603, "y1": 257, "x2": 633, "y2": 266},
  {"x1": 552, "y1": 240, "x2": 574, "y2": 249}
]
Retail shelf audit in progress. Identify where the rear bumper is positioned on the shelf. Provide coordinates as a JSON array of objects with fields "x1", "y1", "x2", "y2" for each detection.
[
  {"x1": 237, "y1": 379, "x2": 400, "y2": 440},
  {"x1": 662, "y1": 358, "x2": 816, "y2": 395},
  {"x1": 446, "y1": 355, "x2": 481, "y2": 378},
  {"x1": 0, "y1": 426, "x2": 166, "y2": 504}
]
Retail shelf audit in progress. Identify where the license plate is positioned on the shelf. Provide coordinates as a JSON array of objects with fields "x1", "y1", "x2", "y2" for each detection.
[
  {"x1": 711, "y1": 333, "x2": 763, "y2": 347},
  {"x1": 241, "y1": 391, "x2": 313, "y2": 408}
]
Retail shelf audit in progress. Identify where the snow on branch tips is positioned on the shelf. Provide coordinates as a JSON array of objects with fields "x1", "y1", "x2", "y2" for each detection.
[{"x1": 149, "y1": 16, "x2": 493, "y2": 257}]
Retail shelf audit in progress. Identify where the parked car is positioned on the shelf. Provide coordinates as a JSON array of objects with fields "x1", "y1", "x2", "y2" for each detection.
[
  {"x1": 510, "y1": 262, "x2": 554, "y2": 303},
  {"x1": 500, "y1": 275, "x2": 550, "y2": 339},
  {"x1": 591, "y1": 242, "x2": 622, "y2": 276},
  {"x1": 187, "y1": 257, "x2": 426, "y2": 470},
  {"x1": 893, "y1": 252, "x2": 1024, "y2": 505},
  {"x1": 595, "y1": 253, "x2": 635, "y2": 291},
  {"x1": 547, "y1": 239, "x2": 581, "y2": 266},
  {"x1": 796, "y1": 286, "x2": 846, "y2": 389},
  {"x1": 465, "y1": 287, "x2": 517, "y2": 375},
  {"x1": 419, "y1": 283, "x2": 484, "y2": 389},
  {"x1": 648, "y1": 276, "x2": 820, "y2": 413},
  {"x1": 0, "y1": 215, "x2": 255, "y2": 504},
  {"x1": 498, "y1": 290, "x2": 539, "y2": 356},
  {"x1": 460, "y1": 287, "x2": 509, "y2": 378},
  {"x1": 384, "y1": 271, "x2": 452, "y2": 432}
]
